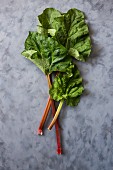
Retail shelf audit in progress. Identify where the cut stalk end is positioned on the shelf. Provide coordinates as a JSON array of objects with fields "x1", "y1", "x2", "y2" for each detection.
[
  {"x1": 57, "y1": 148, "x2": 62, "y2": 155},
  {"x1": 48, "y1": 127, "x2": 51, "y2": 131},
  {"x1": 38, "y1": 129, "x2": 43, "y2": 135}
]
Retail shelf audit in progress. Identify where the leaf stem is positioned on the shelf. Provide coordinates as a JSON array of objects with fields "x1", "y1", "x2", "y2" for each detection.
[
  {"x1": 38, "y1": 97, "x2": 51, "y2": 135},
  {"x1": 48, "y1": 100, "x2": 64, "y2": 130},
  {"x1": 47, "y1": 74, "x2": 62, "y2": 154},
  {"x1": 37, "y1": 74, "x2": 62, "y2": 154}
]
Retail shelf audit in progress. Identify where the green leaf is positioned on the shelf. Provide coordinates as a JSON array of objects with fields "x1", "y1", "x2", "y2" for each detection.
[
  {"x1": 66, "y1": 97, "x2": 80, "y2": 106},
  {"x1": 38, "y1": 8, "x2": 91, "y2": 62},
  {"x1": 21, "y1": 31, "x2": 71, "y2": 75},
  {"x1": 21, "y1": 50, "x2": 45, "y2": 73},
  {"x1": 37, "y1": 25, "x2": 56, "y2": 36},
  {"x1": 49, "y1": 65, "x2": 84, "y2": 106},
  {"x1": 37, "y1": 25, "x2": 49, "y2": 36},
  {"x1": 22, "y1": 50, "x2": 37, "y2": 57},
  {"x1": 38, "y1": 8, "x2": 62, "y2": 29}
]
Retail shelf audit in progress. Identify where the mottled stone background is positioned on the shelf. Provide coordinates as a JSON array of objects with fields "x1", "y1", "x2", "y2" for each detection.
[{"x1": 0, "y1": 0, "x2": 113, "y2": 170}]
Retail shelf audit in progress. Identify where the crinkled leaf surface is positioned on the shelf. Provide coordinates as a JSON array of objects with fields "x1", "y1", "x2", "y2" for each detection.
[
  {"x1": 37, "y1": 25, "x2": 56, "y2": 37},
  {"x1": 49, "y1": 66, "x2": 84, "y2": 106},
  {"x1": 38, "y1": 8, "x2": 61, "y2": 28},
  {"x1": 38, "y1": 8, "x2": 91, "y2": 62},
  {"x1": 21, "y1": 32, "x2": 72, "y2": 75}
]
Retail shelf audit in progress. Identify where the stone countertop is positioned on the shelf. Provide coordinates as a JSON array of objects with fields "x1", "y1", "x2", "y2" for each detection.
[{"x1": 0, "y1": 0, "x2": 113, "y2": 170}]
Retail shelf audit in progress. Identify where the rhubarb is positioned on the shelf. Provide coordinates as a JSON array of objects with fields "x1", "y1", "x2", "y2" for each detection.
[
  {"x1": 38, "y1": 97, "x2": 51, "y2": 135},
  {"x1": 48, "y1": 66, "x2": 84, "y2": 130},
  {"x1": 21, "y1": 7, "x2": 92, "y2": 154},
  {"x1": 47, "y1": 75, "x2": 62, "y2": 154}
]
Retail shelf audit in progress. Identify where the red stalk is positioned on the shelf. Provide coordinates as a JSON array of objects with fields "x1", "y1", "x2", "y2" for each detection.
[
  {"x1": 47, "y1": 74, "x2": 62, "y2": 154},
  {"x1": 37, "y1": 74, "x2": 62, "y2": 154},
  {"x1": 38, "y1": 97, "x2": 51, "y2": 135}
]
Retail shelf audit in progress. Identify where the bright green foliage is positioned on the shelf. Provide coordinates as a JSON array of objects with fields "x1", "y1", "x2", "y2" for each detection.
[
  {"x1": 49, "y1": 65, "x2": 84, "y2": 106},
  {"x1": 38, "y1": 8, "x2": 91, "y2": 62},
  {"x1": 21, "y1": 32, "x2": 71, "y2": 75},
  {"x1": 38, "y1": 8, "x2": 62, "y2": 28},
  {"x1": 22, "y1": 7, "x2": 92, "y2": 107}
]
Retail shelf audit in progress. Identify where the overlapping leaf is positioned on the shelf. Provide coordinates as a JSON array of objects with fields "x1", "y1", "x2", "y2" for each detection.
[
  {"x1": 21, "y1": 32, "x2": 72, "y2": 75},
  {"x1": 49, "y1": 65, "x2": 84, "y2": 106},
  {"x1": 38, "y1": 8, "x2": 62, "y2": 28},
  {"x1": 38, "y1": 8, "x2": 91, "y2": 62}
]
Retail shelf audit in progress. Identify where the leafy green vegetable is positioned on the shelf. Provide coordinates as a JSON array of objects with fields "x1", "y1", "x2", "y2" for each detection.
[
  {"x1": 49, "y1": 65, "x2": 84, "y2": 106},
  {"x1": 21, "y1": 31, "x2": 72, "y2": 75},
  {"x1": 38, "y1": 8, "x2": 91, "y2": 62},
  {"x1": 21, "y1": 7, "x2": 92, "y2": 152},
  {"x1": 37, "y1": 25, "x2": 56, "y2": 36},
  {"x1": 38, "y1": 8, "x2": 62, "y2": 28},
  {"x1": 48, "y1": 65, "x2": 84, "y2": 130}
]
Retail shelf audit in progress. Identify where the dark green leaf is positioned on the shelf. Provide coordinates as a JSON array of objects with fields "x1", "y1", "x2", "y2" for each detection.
[
  {"x1": 49, "y1": 65, "x2": 84, "y2": 106},
  {"x1": 38, "y1": 8, "x2": 91, "y2": 62},
  {"x1": 21, "y1": 32, "x2": 71, "y2": 75},
  {"x1": 38, "y1": 8, "x2": 61, "y2": 28}
]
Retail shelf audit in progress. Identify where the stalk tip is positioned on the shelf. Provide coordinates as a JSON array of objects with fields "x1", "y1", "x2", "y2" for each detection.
[
  {"x1": 48, "y1": 127, "x2": 51, "y2": 131},
  {"x1": 57, "y1": 148, "x2": 62, "y2": 155},
  {"x1": 38, "y1": 129, "x2": 43, "y2": 135}
]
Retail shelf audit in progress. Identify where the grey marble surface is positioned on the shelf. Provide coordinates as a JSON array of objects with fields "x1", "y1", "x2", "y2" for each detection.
[{"x1": 0, "y1": 0, "x2": 113, "y2": 170}]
